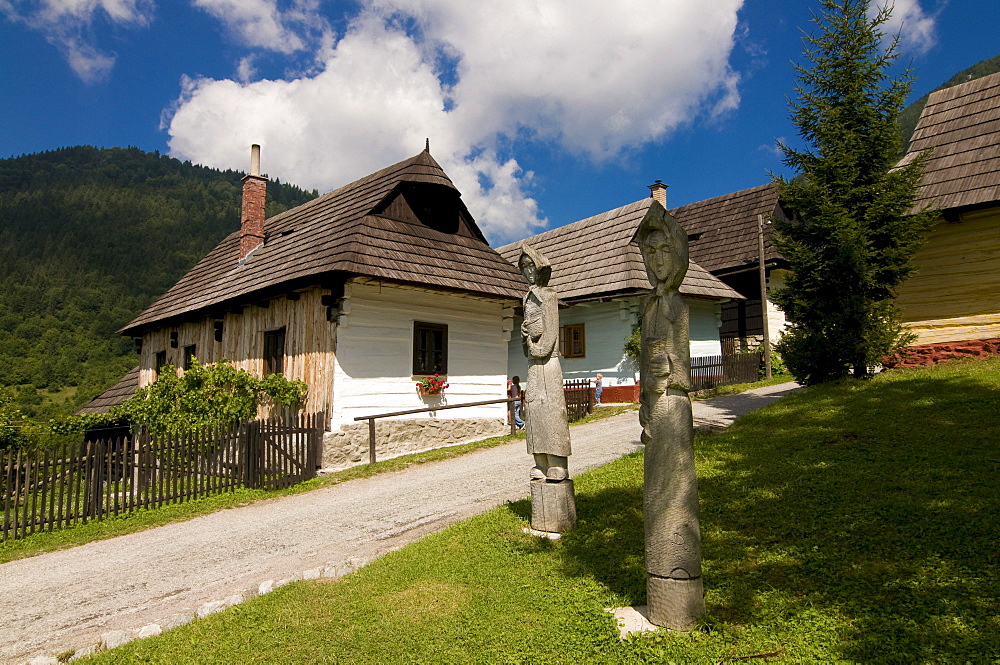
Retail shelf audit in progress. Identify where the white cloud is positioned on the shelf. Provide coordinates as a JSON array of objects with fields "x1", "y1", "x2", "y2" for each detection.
[
  {"x1": 235, "y1": 55, "x2": 257, "y2": 83},
  {"x1": 1, "y1": 0, "x2": 153, "y2": 82},
  {"x1": 165, "y1": 0, "x2": 746, "y2": 242},
  {"x1": 190, "y1": 0, "x2": 331, "y2": 54},
  {"x1": 375, "y1": 0, "x2": 743, "y2": 159},
  {"x1": 871, "y1": 0, "x2": 937, "y2": 55}
]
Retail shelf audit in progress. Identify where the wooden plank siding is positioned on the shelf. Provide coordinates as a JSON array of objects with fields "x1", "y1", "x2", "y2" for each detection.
[
  {"x1": 897, "y1": 207, "x2": 1000, "y2": 344},
  {"x1": 138, "y1": 286, "x2": 336, "y2": 419},
  {"x1": 332, "y1": 280, "x2": 511, "y2": 429}
]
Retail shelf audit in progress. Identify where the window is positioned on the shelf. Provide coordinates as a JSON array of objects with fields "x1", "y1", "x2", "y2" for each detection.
[
  {"x1": 413, "y1": 322, "x2": 448, "y2": 375},
  {"x1": 560, "y1": 324, "x2": 586, "y2": 358},
  {"x1": 263, "y1": 327, "x2": 286, "y2": 375},
  {"x1": 183, "y1": 344, "x2": 196, "y2": 371},
  {"x1": 154, "y1": 350, "x2": 167, "y2": 377}
]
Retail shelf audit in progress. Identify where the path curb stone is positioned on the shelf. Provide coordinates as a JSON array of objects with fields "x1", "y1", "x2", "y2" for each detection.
[{"x1": 22, "y1": 557, "x2": 373, "y2": 664}]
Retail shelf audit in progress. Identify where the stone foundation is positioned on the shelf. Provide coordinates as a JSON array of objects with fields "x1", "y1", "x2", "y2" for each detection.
[
  {"x1": 884, "y1": 338, "x2": 1000, "y2": 369},
  {"x1": 321, "y1": 418, "x2": 507, "y2": 470}
]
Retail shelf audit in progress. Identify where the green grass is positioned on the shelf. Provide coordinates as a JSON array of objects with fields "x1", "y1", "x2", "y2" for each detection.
[
  {"x1": 692, "y1": 372, "x2": 795, "y2": 399},
  {"x1": 1, "y1": 404, "x2": 635, "y2": 564},
  {"x1": 83, "y1": 358, "x2": 1000, "y2": 663}
]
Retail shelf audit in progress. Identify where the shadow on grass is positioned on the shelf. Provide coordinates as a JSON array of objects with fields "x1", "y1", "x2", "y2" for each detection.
[{"x1": 558, "y1": 362, "x2": 1000, "y2": 662}]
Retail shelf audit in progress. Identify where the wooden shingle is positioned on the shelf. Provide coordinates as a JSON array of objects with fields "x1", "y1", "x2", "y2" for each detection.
[
  {"x1": 121, "y1": 149, "x2": 526, "y2": 335},
  {"x1": 497, "y1": 199, "x2": 742, "y2": 302},
  {"x1": 669, "y1": 183, "x2": 786, "y2": 276},
  {"x1": 903, "y1": 71, "x2": 1000, "y2": 212},
  {"x1": 75, "y1": 366, "x2": 139, "y2": 415}
]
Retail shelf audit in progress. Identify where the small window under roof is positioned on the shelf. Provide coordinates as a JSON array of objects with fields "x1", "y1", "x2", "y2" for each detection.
[{"x1": 376, "y1": 182, "x2": 462, "y2": 234}]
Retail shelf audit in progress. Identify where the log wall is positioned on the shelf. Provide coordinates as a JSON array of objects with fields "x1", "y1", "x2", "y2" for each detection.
[
  {"x1": 138, "y1": 286, "x2": 336, "y2": 419},
  {"x1": 897, "y1": 207, "x2": 1000, "y2": 344}
]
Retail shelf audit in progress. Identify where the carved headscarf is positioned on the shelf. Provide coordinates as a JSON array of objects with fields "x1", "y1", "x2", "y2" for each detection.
[
  {"x1": 637, "y1": 205, "x2": 688, "y2": 292},
  {"x1": 519, "y1": 244, "x2": 552, "y2": 287}
]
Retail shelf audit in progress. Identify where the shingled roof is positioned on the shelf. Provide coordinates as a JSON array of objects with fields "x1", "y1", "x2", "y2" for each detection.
[
  {"x1": 75, "y1": 365, "x2": 138, "y2": 415},
  {"x1": 121, "y1": 149, "x2": 526, "y2": 335},
  {"x1": 669, "y1": 183, "x2": 787, "y2": 276},
  {"x1": 497, "y1": 198, "x2": 742, "y2": 302},
  {"x1": 898, "y1": 71, "x2": 1000, "y2": 212}
]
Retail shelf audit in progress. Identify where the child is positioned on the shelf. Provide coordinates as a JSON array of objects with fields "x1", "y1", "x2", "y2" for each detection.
[{"x1": 509, "y1": 376, "x2": 524, "y2": 429}]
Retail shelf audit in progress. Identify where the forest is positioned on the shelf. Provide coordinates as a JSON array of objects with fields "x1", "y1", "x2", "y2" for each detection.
[{"x1": 0, "y1": 146, "x2": 316, "y2": 420}]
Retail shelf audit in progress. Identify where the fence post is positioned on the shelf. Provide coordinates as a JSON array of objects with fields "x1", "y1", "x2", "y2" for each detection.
[
  {"x1": 313, "y1": 413, "x2": 324, "y2": 470},
  {"x1": 368, "y1": 419, "x2": 377, "y2": 464},
  {"x1": 84, "y1": 439, "x2": 105, "y2": 519},
  {"x1": 242, "y1": 421, "x2": 262, "y2": 489}
]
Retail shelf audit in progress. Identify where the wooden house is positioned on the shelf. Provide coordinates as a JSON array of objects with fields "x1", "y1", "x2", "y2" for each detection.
[
  {"x1": 104, "y1": 145, "x2": 525, "y2": 468},
  {"x1": 894, "y1": 71, "x2": 1000, "y2": 347},
  {"x1": 669, "y1": 182, "x2": 791, "y2": 352},
  {"x1": 498, "y1": 186, "x2": 743, "y2": 401}
]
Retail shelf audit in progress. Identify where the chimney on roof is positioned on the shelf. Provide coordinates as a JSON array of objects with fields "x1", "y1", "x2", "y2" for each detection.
[
  {"x1": 240, "y1": 144, "x2": 267, "y2": 260},
  {"x1": 648, "y1": 180, "x2": 668, "y2": 208}
]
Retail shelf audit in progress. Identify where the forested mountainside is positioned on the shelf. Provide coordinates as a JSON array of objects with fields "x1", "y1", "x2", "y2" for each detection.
[
  {"x1": 899, "y1": 53, "x2": 1000, "y2": 154},
  {"x1": 0, "y1": 146, "x2": 317, "y2": 419}
]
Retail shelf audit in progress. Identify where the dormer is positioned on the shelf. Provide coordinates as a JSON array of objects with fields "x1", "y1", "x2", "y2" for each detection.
[{"x1": 371, "y1": 180, "x2": 483, "y2": 240}]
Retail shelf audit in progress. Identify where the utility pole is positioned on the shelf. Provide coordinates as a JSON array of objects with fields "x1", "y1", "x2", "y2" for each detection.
[{"x1": 758, "y1": 214, "x2": 772, "y2": 379}]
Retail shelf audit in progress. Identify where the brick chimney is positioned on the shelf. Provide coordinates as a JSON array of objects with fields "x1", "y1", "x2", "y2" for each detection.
[
  {"x1": 240, "y1": 144, "x2": 267, "y2": 260},
  {"x1": 648, "y1": 179, "x2": 668, "y2": 208}
]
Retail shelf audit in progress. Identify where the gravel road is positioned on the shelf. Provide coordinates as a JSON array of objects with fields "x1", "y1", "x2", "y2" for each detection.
[{"x1": 1, "y1": 382, "x2": 799, "y2": 664}]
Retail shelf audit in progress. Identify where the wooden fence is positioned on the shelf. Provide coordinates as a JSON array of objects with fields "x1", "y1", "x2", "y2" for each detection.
[
  {"x1": 563, "y1": 379, "x2": 594, "y2": 422},
  {"x1": 1, "y1": 413, "x2": 322, "y2": 542},
  {"x1": 690, "y1": 352, "x2": 762, "y2": 391}
]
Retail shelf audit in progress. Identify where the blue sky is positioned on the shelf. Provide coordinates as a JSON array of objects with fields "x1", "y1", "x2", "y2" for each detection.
[{"x1": 1, "y1": 0, "x2": 997, "y2": 244}]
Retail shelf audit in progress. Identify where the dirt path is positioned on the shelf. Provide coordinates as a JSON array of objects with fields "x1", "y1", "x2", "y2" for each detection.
[{"x1": 1, "y1": 382, "x2": 800, "y2": 664}]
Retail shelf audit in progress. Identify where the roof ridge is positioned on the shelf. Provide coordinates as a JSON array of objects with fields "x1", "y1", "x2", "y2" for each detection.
[{"x1": 497, "y1": 198, "x2": 652, "y2": 252}]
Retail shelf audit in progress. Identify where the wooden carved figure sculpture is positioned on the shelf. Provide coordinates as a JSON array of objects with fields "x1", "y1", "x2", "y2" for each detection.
[
  {"x1": 519, "y1": 245, "x2": 576, "y2": 533},
  {"x1": 637, "y1": 205, "x2": 704, "y2": 630}
]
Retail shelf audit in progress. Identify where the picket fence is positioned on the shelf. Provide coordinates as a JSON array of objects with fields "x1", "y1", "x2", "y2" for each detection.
[{"x1": 1, "y1": 413, "x2": 322, "y2": 542}]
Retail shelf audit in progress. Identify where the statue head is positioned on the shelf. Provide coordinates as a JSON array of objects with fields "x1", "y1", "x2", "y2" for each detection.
[
  {"x1": 637, "y1": 207, "x2": 688, "y2": 290},
  {"x1": 519, "y1": 244, "x2": 552, "y2": 287}
]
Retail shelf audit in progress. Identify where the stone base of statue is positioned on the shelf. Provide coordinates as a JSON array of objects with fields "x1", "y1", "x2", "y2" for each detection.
[
  {"x1": 530, "y1": 478, "x2": 576, "y2": 533},
  {"x1": 646, "y1": 575, "x2": 704, "y2": 631}
]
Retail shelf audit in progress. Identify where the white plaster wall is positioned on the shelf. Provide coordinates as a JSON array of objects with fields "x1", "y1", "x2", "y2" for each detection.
[
  {"x1": 332, "y1": 281, "x2": 510, "y2": 429},
  {"x1": 689, "y1": 299, "x2": 724, "y2": 358},
  {"x1": 506, "y1": 295, "x2": 725, "y2": 387},
  {"x1": 765, "y1": 269, "x2": 791, "y2": 343},
  {"x1": 559, "y1": 299, "x2": 641, "y2": 385}
]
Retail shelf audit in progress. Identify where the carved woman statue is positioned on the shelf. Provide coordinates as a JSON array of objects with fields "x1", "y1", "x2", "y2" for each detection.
[
  {"x1": 519, "y1": 245, "x2": 575, "y2": 532},
  {"x1": 637, "y1": 205, "x2": 704, "y2": 630}
]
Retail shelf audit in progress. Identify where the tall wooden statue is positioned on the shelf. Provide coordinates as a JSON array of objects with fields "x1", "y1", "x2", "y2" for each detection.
[
  {"x1": 637, "y1": 205, "x2": 704, "y2": 630},
  {"x1": 519, "y1": 245, "x2": 576, "y2": 533}
]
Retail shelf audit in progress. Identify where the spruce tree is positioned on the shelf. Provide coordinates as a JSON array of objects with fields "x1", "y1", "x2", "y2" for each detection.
[{"x1": 771, "y1": 0, "x2": 937, "y2": 385}]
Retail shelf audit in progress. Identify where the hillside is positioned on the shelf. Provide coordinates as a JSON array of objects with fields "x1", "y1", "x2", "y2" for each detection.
[
  {"x1": 899, "y1": 53, "x2": 1000, "y2": 153},
  {"x1": 0, "y1": 146, "x2": 317, "y2": 419}
]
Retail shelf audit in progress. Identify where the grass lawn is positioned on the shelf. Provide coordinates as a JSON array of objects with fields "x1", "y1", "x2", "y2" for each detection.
[{"x1": 83, "y1": 358, "x2": 1000, "y2": 664}]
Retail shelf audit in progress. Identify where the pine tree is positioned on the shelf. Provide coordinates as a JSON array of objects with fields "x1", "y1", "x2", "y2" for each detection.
[{"x1": 771, "y1": 0, "x2": 937, "y2": 385}]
